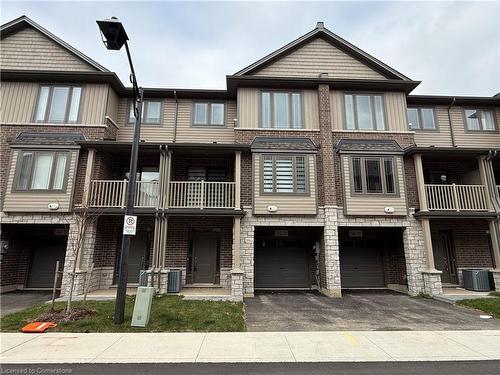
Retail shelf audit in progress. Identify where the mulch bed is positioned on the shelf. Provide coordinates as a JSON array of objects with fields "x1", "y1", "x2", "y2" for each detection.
[{"x1": 34, "y1": 307, "x2": 96, "y2": 324}]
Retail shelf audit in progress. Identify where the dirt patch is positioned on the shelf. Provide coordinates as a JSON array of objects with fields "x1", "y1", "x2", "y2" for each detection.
[{"x1": 34, "y1": 307, "x2": 96, "y2": 324}]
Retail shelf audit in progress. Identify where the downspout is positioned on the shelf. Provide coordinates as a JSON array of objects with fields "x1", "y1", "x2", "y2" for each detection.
[
  {"x1": 173, "y1": 90, "x2": 179, "y2": 143},
  {"x1": 447, "y1": 97, "x2": 457, "y2": 147},
  {"x1": 485, "y1": 150, "x2": 500, "y2": 214}
]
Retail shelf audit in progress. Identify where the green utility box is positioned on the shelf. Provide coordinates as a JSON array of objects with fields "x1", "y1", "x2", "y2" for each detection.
[{"x1": 131, "y1": 286, "x2": 154, "y2": 327}]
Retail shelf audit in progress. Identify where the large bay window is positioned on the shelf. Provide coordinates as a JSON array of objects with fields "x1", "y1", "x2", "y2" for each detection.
[
  {"x1": 15, "y1": 151, "x2": 69, "y2": 191},
  {"x1": 344, "y1": 93, "x2": 385, "y2": 130},
  {"x1": 351, "y1": 156, "x2": 396, "y2": 195},
  {"x1": 261, "y1": 91, "x2": 302, "y2": 129},
  {"x1": 262, "y1": 154, "x2": 307, "y2": 194},
  {"x1": 34, "y1": 86, "x2": 82, "y2": 123}
]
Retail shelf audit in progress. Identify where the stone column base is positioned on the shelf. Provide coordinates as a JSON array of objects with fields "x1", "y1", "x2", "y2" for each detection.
[
  {"x1": 230, "y1": 269, "x2": 244, "y2": 302},
  {"x1": 422, "y1": 270, "x2": 443, "y2": 296},
  {"x1": 60, "y1": 270, "x2": 87, "y2": 297},
  {"x1": 147, "y1": 269, "x2": 169, "y2": 294},
  {"x1": 320, "y1": 287, "x2": 342, "y2": 298},
  {"x1": 491, "y1": 269, "x2": 500, "y2": 292}
]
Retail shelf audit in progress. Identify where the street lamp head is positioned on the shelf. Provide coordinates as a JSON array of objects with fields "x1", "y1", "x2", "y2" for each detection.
[{"x1": 96, "y1": 17, "x2": 129, "y2": 50}]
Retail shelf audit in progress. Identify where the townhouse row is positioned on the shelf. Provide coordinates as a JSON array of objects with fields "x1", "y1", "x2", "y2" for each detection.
[{"x1": 1, "y1": 17, "x2": 499, "y2": 301}]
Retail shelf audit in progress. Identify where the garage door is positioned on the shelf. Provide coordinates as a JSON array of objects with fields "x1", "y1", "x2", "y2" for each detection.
[
  {"x1": 27, "y1": 238, "x2": 66, "y2": 288},
  {"x1": 340, "y1": 245, "x2": 385, "y2": 288},
  {"x1": 255, "y1": 246, "x2": 309, "y2": 288}
]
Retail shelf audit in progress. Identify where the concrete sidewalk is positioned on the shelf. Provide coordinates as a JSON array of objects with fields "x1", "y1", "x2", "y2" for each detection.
[{"x1": 1, "y1": 330, "x2": 499, "y2": 363}]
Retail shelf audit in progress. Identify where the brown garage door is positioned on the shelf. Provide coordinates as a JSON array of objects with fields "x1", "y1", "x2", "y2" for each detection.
[
  {"x1": 255, "y1": 246, "x2": 309, "y2": 288},
  {"x1": 340, "y1": 245, "x2": 385, "y2": 288}
]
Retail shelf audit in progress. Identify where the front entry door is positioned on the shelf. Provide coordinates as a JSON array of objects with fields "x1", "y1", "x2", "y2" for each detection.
[
  {"x1": 127, "y1": 232, "x2": 148, "y2": 283},
  {"x1": 192, "y1": 235, "x2": 217, "y2": 283},
  {"x1": 432, "y1": 232, "x2": 457, "y2": 284}
]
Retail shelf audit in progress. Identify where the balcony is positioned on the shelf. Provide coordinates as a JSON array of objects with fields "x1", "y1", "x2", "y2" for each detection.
[
  {"x1": 168, "y1": 181, "x2": 236, "y2": 209},
  {"x1": 88, "y1": 180, "x2": 236, "y2": 209},
  {"x1": 424, "y1": 184, "x2": 489, "y2": 212}
]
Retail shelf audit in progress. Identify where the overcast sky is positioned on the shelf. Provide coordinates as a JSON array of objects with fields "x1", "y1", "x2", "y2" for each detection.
[{"x1": 2, "y1": 1, "x2": 499, "y2": 96}]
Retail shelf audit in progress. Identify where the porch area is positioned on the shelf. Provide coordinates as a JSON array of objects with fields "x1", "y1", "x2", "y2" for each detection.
[
  {"x1": 60, "y1": 213, "x2": 244, "y2": 301},
  {"x1": 80, "y1": 143, "x2": 243, "y2": 212}
]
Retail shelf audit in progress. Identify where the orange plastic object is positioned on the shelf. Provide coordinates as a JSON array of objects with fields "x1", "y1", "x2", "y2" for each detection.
[{"x1": 21, "y1": 322, "x2": 57, "y2": 333}]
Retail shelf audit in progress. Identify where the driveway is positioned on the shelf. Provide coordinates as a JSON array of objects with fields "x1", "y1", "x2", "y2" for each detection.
[
  {"x1": 0, "y1": 291, "x2": 53, "y2": 317},
  {"x1": 244, "y1": 290, "x2": 500, "y2": 331}
]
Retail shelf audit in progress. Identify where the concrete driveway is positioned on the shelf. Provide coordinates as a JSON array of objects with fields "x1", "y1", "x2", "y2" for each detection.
[
  {"x1": 0, "y1": 291, "x2": 53, "y2": 317},
  {"x1": 244, "y1": 290, "x2": 500, "y2": 331}
]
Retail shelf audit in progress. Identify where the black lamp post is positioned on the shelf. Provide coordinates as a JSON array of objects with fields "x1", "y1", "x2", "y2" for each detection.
[{"x1": 97, "y1": 17, "x2": 143, "y2": 324}]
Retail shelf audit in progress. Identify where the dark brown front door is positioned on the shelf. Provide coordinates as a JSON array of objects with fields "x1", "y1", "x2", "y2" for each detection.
[
  {"x1": 432, "y1": 232, "x2": 457, "y2": 284},
  {"x1": 127, "y1": 232, "x2": 148, "y2": 283},
  {"x1": 192, "y1": 235, "x2": 217, "y2": 283}
]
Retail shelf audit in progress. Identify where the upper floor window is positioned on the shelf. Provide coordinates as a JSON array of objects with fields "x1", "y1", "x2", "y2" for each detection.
[
  {"x1": 15, "y1": 151, "x2": 69, "y2": 191},
  {"x1": 344, "y1": 94, "x2": 385, "y2": 131},
  {"x1": 351, "y1": 156, "x2": 396, "y2": 195},
  {"x1": 407, "y1": 107, "x2": 436, "y2": 130},
  {"x1": 128, "y1": 100, "x2": 162, "y2": 124},
  {"x1": 261, "y1": 154, "x2": 307, "y2": 194},
  {"x1": 261, "y1": 92, "x2": 302, "y2": 129},
  {"x1": 464, "y1": 109, "x2": 496, "y2": 131},
  {"x1": 34, "y1": 86, "x2": 82, "y2": 123},
  {"x1": 192, "y1": 102, "x2": 225, "y2": 126}
]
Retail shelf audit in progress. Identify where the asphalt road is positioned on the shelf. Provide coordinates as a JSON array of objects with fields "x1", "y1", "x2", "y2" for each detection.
[{"x1": 2, "y1": 361, "x2": 499, "y2": 375}]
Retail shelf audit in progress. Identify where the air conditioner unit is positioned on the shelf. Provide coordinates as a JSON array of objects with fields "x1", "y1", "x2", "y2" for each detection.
[
  {"x1": 167, "y1": 269, "x2": 182, "y2": 293},
  {"x1": 139, "y1": 270, "x2": 149, "y2": 287}
]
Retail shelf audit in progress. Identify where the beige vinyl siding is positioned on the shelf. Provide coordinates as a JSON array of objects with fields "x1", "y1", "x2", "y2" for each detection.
[
  {"x1": 0, "y1": 27, "x2": 97, "y2": 72},
  {"x1": 3, "y1": 149, "x2": 78, "y2": 212},
  {"x1": 116, "y1": 98, "x2": 235, "y2": 143},
  {"x1": 330, "y1": 90, "x2": 408, "y2": 132},
  {"x1": 451, "y1": 107, "x2": 500, "y2": 148},
  {"x1": 0, "y1": 81, "x2": 38, "y2": 123},
  {"x1": 105, "y1": 87, "x2": 120, "y2": 123},
  {"x1": 0, "y1": 81, "x2": 108, "y2": 125},
  {"x1": 237, "y1": 88, "x2": 319, "y2": 129},
  {"x1": 175, "y1": 100, "x2": 235, "y2": 143},
  {"x1": 253, "y1": 153, "x2": 317, "y2": 215},
  {"x1": 253, "y1": 38, "x2": 386, "y2": 80},
  {"x1": 413, "y1": 106, "x2": 500, "y2": 148},
  {"x1": 80, "y1": 84, "x2": 107, "y2": 124},
  {"x1": 342, "y1": 155, "x2": 407, "y2": 216},
  {"x1": 413, "y1": 106, "x2": 453, "y2": 147}
]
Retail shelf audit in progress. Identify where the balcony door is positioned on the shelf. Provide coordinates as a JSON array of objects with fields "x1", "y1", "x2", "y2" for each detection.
[{"x1": 432, "y1": 231, "x2": 457, "y2": 284}]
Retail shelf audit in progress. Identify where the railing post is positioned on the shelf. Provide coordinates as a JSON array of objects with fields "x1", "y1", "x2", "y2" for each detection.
[
  {"x1": 200, "y1": 180, "x2": 205, "y2": 209},
  {"x1": 413, "y1": 154, "x2": 428, "y2": 211},
  {"x1": 121, "y1": 179, "x2": 127, "y2": 209},
  {"x1": 452, "y1": 183, "x2": 459, "y2": 211}
]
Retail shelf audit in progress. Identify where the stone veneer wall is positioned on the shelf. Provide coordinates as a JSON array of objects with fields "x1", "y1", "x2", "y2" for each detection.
[{"x1": 239, "y1": 206, "x2": 430, "y2": 297}]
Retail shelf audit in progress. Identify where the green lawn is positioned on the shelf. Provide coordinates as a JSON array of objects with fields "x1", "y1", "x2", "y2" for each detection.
[
  {"x1": 0, "y1": 295, "x2": 245, "y2": 333},
  {"x1": 457, "y1": 294, "x2": 500, "y2": 319}
]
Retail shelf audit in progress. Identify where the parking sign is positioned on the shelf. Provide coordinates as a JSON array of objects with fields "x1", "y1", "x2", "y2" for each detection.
[{"x1": 123, "y1": 215, "x2": 137, "y2": 235}]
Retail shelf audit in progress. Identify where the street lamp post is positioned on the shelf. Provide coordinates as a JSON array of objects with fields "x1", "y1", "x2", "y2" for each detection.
[{"x1": 97, "y1": 17, "x2": 143, "y2": 324}]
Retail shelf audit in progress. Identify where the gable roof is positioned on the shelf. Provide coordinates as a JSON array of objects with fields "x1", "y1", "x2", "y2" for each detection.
[
  {"x1": 1, "y1": 15, "x2": 108, "y2": 72},
  {"x1": 235, "y1": 22, "x2": 409, "y2": 81}
]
